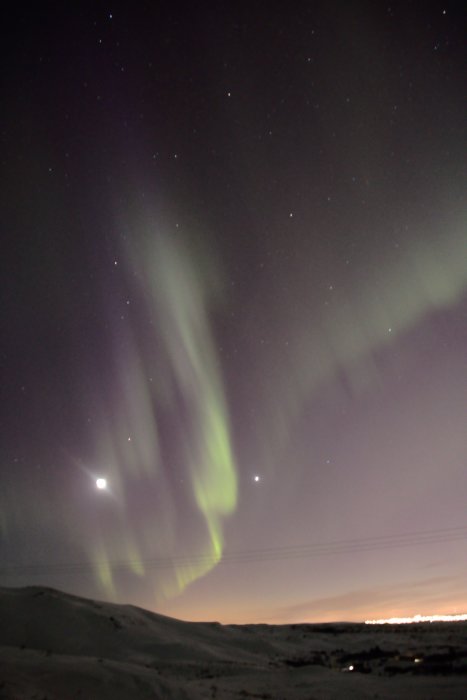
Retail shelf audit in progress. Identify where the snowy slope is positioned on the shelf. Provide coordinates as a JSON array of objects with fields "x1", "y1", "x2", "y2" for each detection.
[{"x1": 0, "y1": 586, "x2": 466, "y2": 698}]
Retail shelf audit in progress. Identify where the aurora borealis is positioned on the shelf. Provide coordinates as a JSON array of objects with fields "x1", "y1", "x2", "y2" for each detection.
[{"x1": 1, "y1": 3, "x2": 466, "y2": 624}]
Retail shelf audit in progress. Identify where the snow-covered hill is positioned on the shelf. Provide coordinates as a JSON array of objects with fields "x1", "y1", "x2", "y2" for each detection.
[{"x1": 1, "y1": 586, "x2": 466, "y2": 698}]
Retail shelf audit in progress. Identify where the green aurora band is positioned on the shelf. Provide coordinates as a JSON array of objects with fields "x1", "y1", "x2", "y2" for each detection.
[
  {"x1": 146, "y1": 234, "x2": 237, "y2": 594},
  {"x1": 89, "y1": 231, "x2": 238, "y2": 599},
  {"x1": 243, "y1": 218, "x2": 467, "y2": 475},
  {"x1": 3, "y1": 213, "x2": 463, "y2": 606}
]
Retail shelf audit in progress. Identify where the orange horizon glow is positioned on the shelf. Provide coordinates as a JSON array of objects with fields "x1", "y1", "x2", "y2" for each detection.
[{"x1": 152, "y1": 600, "x2": 467, "y2": 626}]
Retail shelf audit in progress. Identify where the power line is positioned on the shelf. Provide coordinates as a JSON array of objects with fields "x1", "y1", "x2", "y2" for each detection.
[{"x1": 1, "y1": 524, "x2": 466, "y2": 578}]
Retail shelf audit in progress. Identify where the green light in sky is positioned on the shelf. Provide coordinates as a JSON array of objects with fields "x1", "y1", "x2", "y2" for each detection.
[
  {"x1": 147, "y1": 234, "x2": 237, "y2": 596},
  {"x1": 88, "y1": 229, "x2": 237, "y2": 599}
]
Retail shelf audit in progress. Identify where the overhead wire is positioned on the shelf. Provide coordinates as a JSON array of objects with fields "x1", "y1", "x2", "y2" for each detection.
[{"x1": 1, "y1": 523, "x2": 466, "y2": 578}]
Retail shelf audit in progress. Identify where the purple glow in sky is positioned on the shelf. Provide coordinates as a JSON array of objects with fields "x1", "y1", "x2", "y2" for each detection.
[{"x1": 1, "y1": 2, "x2": 466, "y2": 623}]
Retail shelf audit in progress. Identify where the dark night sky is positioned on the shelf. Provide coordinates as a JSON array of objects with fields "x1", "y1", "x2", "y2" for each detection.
[{"x1": 1, "y1": 1, "x2": 466, "y2": 623}]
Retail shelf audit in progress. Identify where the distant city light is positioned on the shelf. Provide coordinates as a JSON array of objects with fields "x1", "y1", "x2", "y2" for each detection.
[
  {"x1": 365, "y1": 613, "x2": 467, "y2": 625},
  {"x1": 341, "y1": 664, "x2": 354, "y2": 673}
]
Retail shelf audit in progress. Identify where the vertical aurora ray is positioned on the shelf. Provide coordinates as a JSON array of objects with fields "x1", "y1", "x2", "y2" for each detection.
[
  {"x1": 145, "y1": 233, "x2": 237, "y2": 595},
  {"x1": 86, "y1": 229, "x2": 237, "y2": 599}
]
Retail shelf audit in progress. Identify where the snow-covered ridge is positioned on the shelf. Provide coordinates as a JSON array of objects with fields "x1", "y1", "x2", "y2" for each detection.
[{"x1": 1, "y1": 586, "x2": 466, "y2": 699}]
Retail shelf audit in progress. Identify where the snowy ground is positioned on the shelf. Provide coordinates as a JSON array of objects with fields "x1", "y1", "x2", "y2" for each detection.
[{"x1": 1, "y1": 586, "x2": 466, "y2": 699}]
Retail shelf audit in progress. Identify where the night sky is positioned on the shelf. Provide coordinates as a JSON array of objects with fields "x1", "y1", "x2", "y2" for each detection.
[{"x1": 1, "y1": 2, "x2": 466, "y2": 624}]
